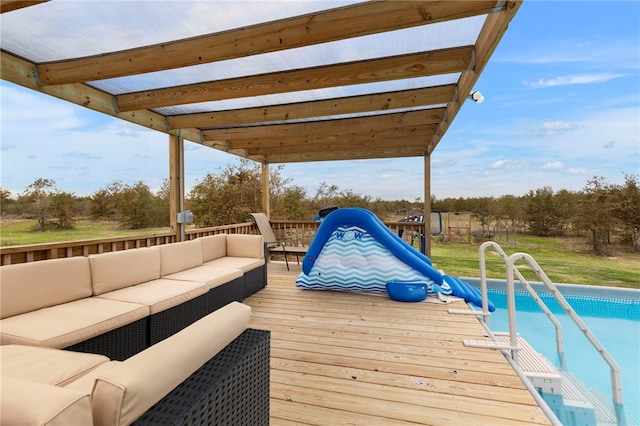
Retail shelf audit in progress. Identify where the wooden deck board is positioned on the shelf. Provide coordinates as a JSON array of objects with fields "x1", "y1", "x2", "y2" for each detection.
[{"x1": 244, "y1": 262, "x2": 551, "y2": 425}]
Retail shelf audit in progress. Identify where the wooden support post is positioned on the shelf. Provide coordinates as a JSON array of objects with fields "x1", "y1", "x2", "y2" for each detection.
[
  {"x1": 169, "y1": 133, "x2": 184, "y2": 241},
  {"x1": 424, "y1": 154, "x2": 431, "y2": 257},
  {"x1": 261, "y1": 163, "x2": 270, "y2": 219}
]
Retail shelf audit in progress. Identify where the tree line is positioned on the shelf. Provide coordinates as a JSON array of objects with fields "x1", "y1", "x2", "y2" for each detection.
[
  {"x1": 431, "y1": 175, "x2": 640, "y2": 254},
  {"x1": 1, "y1": 161, "x2": 638, "y2": 255}
]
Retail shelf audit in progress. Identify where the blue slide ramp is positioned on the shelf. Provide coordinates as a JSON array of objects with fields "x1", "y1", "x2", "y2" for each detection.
[{"x1": 295, "y1": 208, "x2": 494, "y2": 311}]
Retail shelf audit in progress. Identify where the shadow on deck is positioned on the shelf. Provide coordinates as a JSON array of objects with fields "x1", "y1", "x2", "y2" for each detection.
[{"x1": 243, "y1": 262, "x2": 551, "y2": 425}]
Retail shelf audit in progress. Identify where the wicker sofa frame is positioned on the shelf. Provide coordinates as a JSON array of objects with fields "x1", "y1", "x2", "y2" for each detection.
[
  {"x1": 148, "y1": 292, "x2": 210, "y2": 346},
  {"x1": 243, "y1": 264, "x2": 267, "y2": 299},
  {"x1": 133, "y1": 328, "x2": 270, "y2": 426},
  {"x1": 64, "y1": 316, "x2": 149, "y2": 361}
]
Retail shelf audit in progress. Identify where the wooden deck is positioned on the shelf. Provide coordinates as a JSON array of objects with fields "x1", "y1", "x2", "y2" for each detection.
[{"x1": 244, "y1": 262, "x2": 552, "y2": 425}]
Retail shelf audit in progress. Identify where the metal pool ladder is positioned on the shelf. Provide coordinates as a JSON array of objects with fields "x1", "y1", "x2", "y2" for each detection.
[{"x1": 450, "y1": 241, "x2": 627, "y2": 426}]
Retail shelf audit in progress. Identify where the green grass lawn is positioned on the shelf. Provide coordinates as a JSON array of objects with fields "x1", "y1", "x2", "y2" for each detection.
[
  {"x1": 0, "y1": 218, "x2": 170, "y2": 246},
  {"x1": 2, "y1": 218, "x2": 638, "y2": 289},
  {"x1": 430, "y1": 235, "x2": 640, "y2": 289}
]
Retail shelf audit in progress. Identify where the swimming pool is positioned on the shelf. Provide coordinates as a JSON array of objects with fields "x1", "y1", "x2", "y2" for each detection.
[{"x1": 469, "y1": 282, "x2": 640, "y2": 425}]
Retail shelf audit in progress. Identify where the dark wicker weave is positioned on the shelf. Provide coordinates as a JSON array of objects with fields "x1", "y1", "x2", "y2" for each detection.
[
  {"x1": 133, "y1": 328, "x2": 270, "y2": 426},
  {"x1": 64, "y1": 317, "x2": 147, "y2": 361},
  {"x1": 242, "y1": 264, "x2": 267, "y2": 299},
  {"x1": 208, "y1": 277, "x2": 243, "y2": 313},
  {"x1": 149, "y1": 293, "x2": 209, "y2": 345}
]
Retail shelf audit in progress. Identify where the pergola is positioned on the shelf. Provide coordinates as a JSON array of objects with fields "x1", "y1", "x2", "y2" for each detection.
[{"x1": 1, "y1": 0, "x2": 521, "y2": 253}]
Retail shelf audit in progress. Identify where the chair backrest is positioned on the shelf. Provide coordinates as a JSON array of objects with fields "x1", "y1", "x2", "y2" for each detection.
[{"x1": 250, "y1": 213, "x2": 278, "y2": 244}]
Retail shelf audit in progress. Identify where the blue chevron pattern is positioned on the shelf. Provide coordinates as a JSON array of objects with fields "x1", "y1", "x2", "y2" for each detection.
[{"x1": 296, "y1": 225, "x2": 438, "y2": 294}]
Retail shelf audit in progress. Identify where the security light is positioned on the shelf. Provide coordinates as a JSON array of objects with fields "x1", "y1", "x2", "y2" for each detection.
[{"x1": 469, "y1": 91, "x2": 485, "y2": 103}]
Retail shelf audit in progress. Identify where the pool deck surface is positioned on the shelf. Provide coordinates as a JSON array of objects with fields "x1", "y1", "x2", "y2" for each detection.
[{"x1": 244, "y1": 262, "x2": 552, "y2": 425}]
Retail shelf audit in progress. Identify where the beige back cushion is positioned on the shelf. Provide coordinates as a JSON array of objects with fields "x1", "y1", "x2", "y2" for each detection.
[
  {"x1": 90, "y1": 247, "x2": 160, "y2": 295},
  {"x1": 1, "y1": 378, "x2": 93, "y2": 426},
  {"x1": 199, "y1": 234, "x2": 227, "y2": 262},
  {"x1": 0, "y1": 257, "x2": 92, "y2": 319},
  {"x1": 159, "y1": 239, "x2": 203, "y2": 276},
  {"x1": 227, "y1": 234, "x2": 264, "y2": 259},
  {"x1": 90, "y1": 302, "x2": 252, "y2": 426}
]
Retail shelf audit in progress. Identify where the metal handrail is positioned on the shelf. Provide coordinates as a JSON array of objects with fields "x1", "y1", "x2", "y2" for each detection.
[
  {"x1": 478, "y1": 241, "x2": 508, "y2": 325},
  {"x1": 475, "y1": 315, "x2": 563, "y2": 426},
  {"x1": 475, "y1": 242, "x2": 626, "y2": 425},
  {"x1": 511, "y1": 264, "x2": 567, "y2": 370},
  {"x1": 478, "y1": 242, "x2": 565, "y2": 367},
  {"x1": 506, "y1": 252, "x2": 626, "y2": 426}
]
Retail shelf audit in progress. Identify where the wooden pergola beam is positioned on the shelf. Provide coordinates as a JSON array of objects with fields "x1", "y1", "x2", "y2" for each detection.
[
  {"x1": 0, "y1": 51, "x2": 199, "y2": 142},
  {"x1": 428, "y1": 0, "x2": 522, "y2": 154},
  {"x1": 167, "y1": 85, "x2": 454, "y2": 129},
  {"x1": 263, "y1": 146, "x2": 430, "y2": 163},
  {"x1": 203, "y1": 109, "x2": 446, "y2": 143},
  {"x1": 244, "y1": 129, "x2": 437, "y2": 156},
  {"x1": 36, "y1": 1, "x2": 501, "y2": 85},
  {"x1": 0, "y1": 0, "x2": 48, "y2": 14},
  {"x1": 115, "y1": 46, "x2": 473, "y2": 112},
  {"x1": 237, "y1": 123, "x2": 437, "y2": 150}
]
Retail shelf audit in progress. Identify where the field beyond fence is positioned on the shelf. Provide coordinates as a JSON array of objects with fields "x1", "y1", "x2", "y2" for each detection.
[{"x1": 1, "y1": 218, "x2": 638, "y2": 289}]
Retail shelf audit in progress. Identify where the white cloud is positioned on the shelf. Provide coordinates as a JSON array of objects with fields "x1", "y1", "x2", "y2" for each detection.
[
  {"x1": 489, "y1": 159, "x2": 528, "y2": 170},
  {"x1": 542, "y1": 161, "x2": 564, "y2": 170},
  {"x1": 497, "y1": 36, "x2": 640, "y2": 70},
  {"x1": 535, "y1": 120, "x2": 577, "y2": 136},
  {"x1": 525, "y1": 73, "x2": 626, "y2": 89},
  {"x1": 62, "y1": 151, "x2": 102, "y2": 160},
  {"x1": 602, "y1": 141, "x2": 616, "y2": 149},
  {"x1": 568, "y1": 168, "x2": 588, "y2": 175},
  {"x1": 490, "y1": 159, "x2": 510, "y2": 169}
]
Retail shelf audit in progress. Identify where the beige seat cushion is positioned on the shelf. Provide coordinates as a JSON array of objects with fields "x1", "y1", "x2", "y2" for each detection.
[
  {"x1": 204, "y1": 256, "x2": 264, "y2": 273},
  {"x1": 96, "y1": 279, "x2": 208, "y2": 315},
  {"x1": 90, "y1": 246, "x2": 161, "y2": 296},
  {"x1": 0, "y1": 298, "x2": 149, "y2": 349},
  {"x1": 1, "y1": 378, "x2": 93, "y2": 426},
  {"x1": 199, "y1": 234, "x2": 227, "y2": 262},
  {"x1": 163, "y1": 265, "x2": 243, "y2": 289},
  {"x1": 0, "y1": 257, "x2": 92, "y2": 319},
  {"x1": 1, "y1": 345, "x2": 109, "y2": 386},
  {"x1": 89, "y1": 302, "x2": 252, "y2": 426},
  {"x1": 159, "y1": 239, "x2": 204, "y2": 276}
]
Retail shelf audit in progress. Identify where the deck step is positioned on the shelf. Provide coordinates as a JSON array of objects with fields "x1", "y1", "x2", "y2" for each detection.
[
  {"x1": 560, "y1": 371, "x2": 617, "y2": 426},
  {"x1": 493, "y1": 334, "x2": 564, "y2": 394},
  {"x1": 491, "y1": 334, "x2": 618, "y2": 426}
]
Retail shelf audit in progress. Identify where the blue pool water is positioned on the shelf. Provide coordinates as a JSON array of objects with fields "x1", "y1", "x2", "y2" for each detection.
[{"x1": 479, "y1": 287, "x2": 640, "y2": 425}]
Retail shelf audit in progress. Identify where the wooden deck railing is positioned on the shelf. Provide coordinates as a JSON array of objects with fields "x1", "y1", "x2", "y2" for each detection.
[{"x1": 0, "y1": 220, "x2": 427, "y2": 266}]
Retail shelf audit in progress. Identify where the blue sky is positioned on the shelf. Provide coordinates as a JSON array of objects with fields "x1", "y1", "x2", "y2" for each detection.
[{"x1": 1, "y1": 1, "x2": 639, "y2": 201}]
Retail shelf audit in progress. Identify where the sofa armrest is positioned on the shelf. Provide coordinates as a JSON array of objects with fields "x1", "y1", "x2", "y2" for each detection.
[
  {"x1": 1, "y1": 378, "x2": 92, "y2": 426},
  {"x1": 91, "y1": 302, "x2": 252, "y2": 426},
  {"x1": 133, "y1": 328, "x2": 270, "y2": 426}
]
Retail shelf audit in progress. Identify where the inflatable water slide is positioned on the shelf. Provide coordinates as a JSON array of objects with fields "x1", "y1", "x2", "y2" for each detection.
[{"x1": 295, "y1": 208, "x2": 494, "y2": 311}]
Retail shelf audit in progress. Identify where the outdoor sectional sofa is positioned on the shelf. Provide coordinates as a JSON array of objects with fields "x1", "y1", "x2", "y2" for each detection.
[
  {"x1": 0, "y1": 233, "x2": 266, "y2": 360},
  {"x1": 0, "y1": 234, "x2": 270, "y2": 425},
  {"x1": 1, "y1": 302, "x2": 271, "y2": 426}
]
